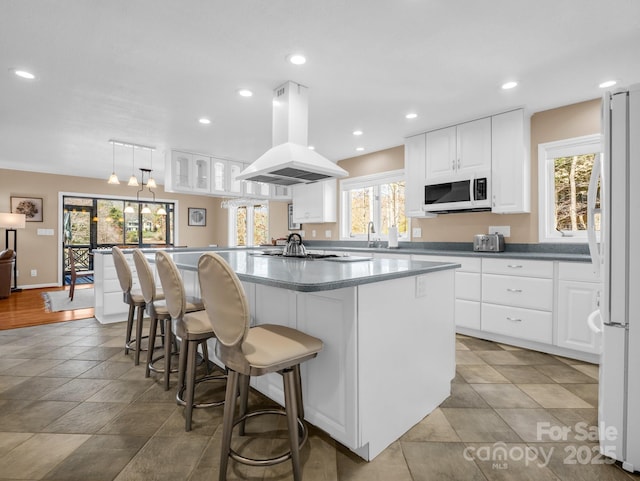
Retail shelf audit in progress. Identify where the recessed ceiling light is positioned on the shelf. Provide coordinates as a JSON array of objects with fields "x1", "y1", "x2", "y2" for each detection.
[
  {"x1": 287, "y1": 54, "x2": 306, "y2": 65},
  {"x1": 599, "y1": 80, "x2": 617, "y2": 89},
  {"x1": 405, "y1": 113, "x2": 418, "y2": 119},
  {"x1": 352, "y1": 130, "x2": 363, "y2": 136},
  {"x1": 356, "y1": 147, "x2": 365, "y2": 152},
  {"x1": 501, "y1": 81, "x2": 518, "y2": 90},
  {"x1": 13, "y1": 69, "x2": 35, "y2": 80},
  {"x1": 199, "y1": 118, "x2": 211, "y2": 125},
  {"x1": 237, "y1": 89, "x2": 253, "y2": 97},
  {"x1": 308, "y1": 145, "x2": 315, "y2": 150}
]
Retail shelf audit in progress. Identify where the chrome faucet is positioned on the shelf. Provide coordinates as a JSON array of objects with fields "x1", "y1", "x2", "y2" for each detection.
[{"x1": 367, "y1": 221, "x2": 376, "y2": 247}]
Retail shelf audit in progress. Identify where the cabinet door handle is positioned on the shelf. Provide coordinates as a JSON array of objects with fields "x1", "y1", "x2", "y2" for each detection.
[
  {"x1": 506, "y1": 317, "x2": 522, "y2": 322},
  {"x1": 507, "y1": 264, "x2": 523, "y2": 268},
  {"x1": 506, "y1": 288, "x2": 522, "y2": 293},
  {"x1": 457, "y1": 159, "x2": 461, "y2": 169},
  {"x1": 451, "y1": 160, "x2": 456, "y2": 170}
]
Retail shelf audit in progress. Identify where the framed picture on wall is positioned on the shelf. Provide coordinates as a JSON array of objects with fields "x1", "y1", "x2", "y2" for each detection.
[
  {"x1": 188, "y1": 207, "x2": 206, "y2": 227},
  {"x1": 11, "y1": 196, "x2": 43, "y2": 222},
  {"x1": 288, "y1": 204, "x2": 300, "y2": 230}
]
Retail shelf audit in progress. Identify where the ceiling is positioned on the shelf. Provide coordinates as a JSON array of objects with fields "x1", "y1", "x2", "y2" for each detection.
[{"x1": 1, "y1": 0, "x2": 639, "y2": 184}]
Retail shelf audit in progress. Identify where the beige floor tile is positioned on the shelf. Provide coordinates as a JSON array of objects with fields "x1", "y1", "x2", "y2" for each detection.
[
  {"x1": 402, "y1": 441, "x2": 486, "y2": 481},
  {"x1": 492, "y1": 365, "x2": 555, "y2": 384},
  {"x1": 441, "y1": 408, "x2": 521, "y2": 443},
  {"x1": 85, "y1": 380, "x2": 151, "y2": 403},
  {"x1": 10, "y1": 358, "x2": 66, "y2": 377},
  {"x1": 546, "y1": 408, "x2": 598, "y2": 433},
  {"x1": 38, "y1": 359, "x2": 102, "y2": 378},
  {"x1": 476, "y1": 350, "x2": 530, "y2": 365},
  {"x1": 571, "y1": 363, "x2": 599, "y2": 380},
  {"x1": 39, "y1": 378, "x2": 113, "y2": 402},
  {"x1": 457, "y1": 364, "x2": 510, "y2": 384},
  {"x1": 337, "y1": 441, "x2": 413, "y2": 481},
  {"x1": 471, "y1": 384, "x2": 541, "y2": 408},
  {"x1": 497, "y1": 343, "x2": 523, "y2": 351},
  {"x1": 0, "y1": 433, "x2": 90, "y2": 479},
  {"x1": 0, "y1": 375, "x2": 29, "y2": 394},
  {"x1": 441, "y1": 383, "x2": 491, "y2": 408},
  {"x1": 509, "y1": 351, "x2": 565, "y2": 365},
  {"x1": 0, "y1": 377, "x2": 70, "y2": 400},
  {"x1": 35, "y1": 345, "x2": 93, "y2": 360},
  {"x1": 466, "y1": 442, "x2": 560, "y2": 481},
  {"x1": 459, "y1": 338, "x2": 505, "y2": 351},
  {"x1": 0, "y1": 432, "x2": 33, "y2": 457},
  {"x1": 78, "y1": 360, "x2": 135, "y2": 380},
  {"x1": 43, "y1": 402, "x2": 126, "y2": 434},
  {"x1": 456, "y1": 350, "x2": 487, "y2": 365},
  {"x1": 456, "y1": 340, "x2": 470, "y2": 350},
  {"x1": 495, "y1": 408, "x2": 568, "y2": 442},
  {"x1": 0, "y1": 358, "x2": 30, "y2": 374},
  {"x1": 560, "y1": 383, "x2": 598, "y2": 408},
  {"x1": 534, "y1": 364, "x2": 598, "y2": 384},
  {"x1": 98, "y1": 402, "x2": 177, "y2": 436},
  {"x1": 517, "y1": 384, "x2": 593, "y2": 409},
  {"x1": 401, "y1": 408, "x2": 461, "y2": 442},
  {"x1": 113, "y1": 432, "x2": 209, "y2": 481}
]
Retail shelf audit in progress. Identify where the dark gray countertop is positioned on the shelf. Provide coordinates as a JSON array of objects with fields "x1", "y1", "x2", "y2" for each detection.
[{"x1": 159, "y1": 250, "x2": 460, "y2": 292}]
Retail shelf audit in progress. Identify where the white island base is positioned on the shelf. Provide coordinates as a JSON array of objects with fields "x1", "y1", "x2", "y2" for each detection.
[{"x1": 194, "y1": 269, "x2": 456, "y2": 461}]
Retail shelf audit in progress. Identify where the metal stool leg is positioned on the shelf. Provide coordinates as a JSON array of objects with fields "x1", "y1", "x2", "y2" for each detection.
[
  {"x1": 283, "y1": 368, "x2": 302, "y2": 481},
  {"x1": 185, "y1": 339, "x2": 198, "y2": 431},
  {"x1": 125, "y1": 303, "x2": 135, "y2": 355},
  {"x1": 176, "y1": 337, "x2": 187, "y2": 397},
  {"x1": 134, "y1": 304, "x2": 145, "y2": 366},
  {"x1": 145, "y1": 316, "x2": 158, "y2": 378},
  {"x1": 219, "y1": 370, "x2": 239, "y2": 481},
  {"x1": 164, "y1": 318, "x2": 173, "y2": 391},
  {"x1": 293, "y1": 364, "x2": 304, "y2": 421},
  {"x1": 238, "y1": 374, "x2": 250, "y2": 436}
]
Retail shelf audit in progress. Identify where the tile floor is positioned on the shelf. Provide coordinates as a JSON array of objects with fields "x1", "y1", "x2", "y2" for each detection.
[{"x1": 0, "y1": 318, "x2": 638, "y2": 481}]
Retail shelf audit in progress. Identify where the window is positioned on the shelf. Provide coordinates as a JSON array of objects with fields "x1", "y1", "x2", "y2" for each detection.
[
  {"x1": 538, "y1": 134, "x2": 602, "y2": 242},
  {"x1": 340, "y1": 170, "x2": 408, "y2": 240},
  {"x1": 229, "y1": 204, "x2": 269, "y2": 246}
]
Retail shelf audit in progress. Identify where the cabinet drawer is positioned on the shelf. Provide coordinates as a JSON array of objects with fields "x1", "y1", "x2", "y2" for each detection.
[
  {"x1": 483, "y1": 258, "x2": 553, "y2": 278},
  {"x1": 482, "y1": 274, "x2": 553, "y2": 310},
  {"x1": 558, "y1": 261, "x2": 601, "y2": 283},
  {"x1": 456, "y1": 272, "x2": 481, "y2": 301},
  {"x1": 456, "y1": 299, "x2": 480, "y2": 330},
  {"x1": 414, "y1": 255, "x2": 481, "y2": 273},
  {"x1": 481, "y1": 303, "x2": 552, "y2": 343}
]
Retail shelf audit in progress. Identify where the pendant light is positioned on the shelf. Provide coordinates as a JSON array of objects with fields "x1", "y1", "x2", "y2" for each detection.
[
  {"x1": 128, "y1": 146, "x2": 139, "y2": 186},
  {"x1": 107, "y1": 141, "x2": 120, "y2": 184},
  {"x1": 124, "y1": 202, "x2": 135, "y2": 214},
  {"x1": 140, "y1": 204, "x2": 152, "y2": 214},
  {"x1": 147, "y1": 149, "x2": 157, "y2": 189}
]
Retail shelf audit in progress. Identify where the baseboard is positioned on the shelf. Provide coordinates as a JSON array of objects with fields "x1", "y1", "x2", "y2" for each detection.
[{"x1": 17, "y1": 282, "x2": 60, "y2": 290}]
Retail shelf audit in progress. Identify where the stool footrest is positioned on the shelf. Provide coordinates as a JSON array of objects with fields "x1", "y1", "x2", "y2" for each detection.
[
  {"x1": 176, "y1": 373, "x2": 226, "y2": 408},
  {"x1": 148, "y1": 353, "x2": 180, "y2": 374},
  {"x1": 228, "y1": 408, "x2": 308, "y2": 467}
]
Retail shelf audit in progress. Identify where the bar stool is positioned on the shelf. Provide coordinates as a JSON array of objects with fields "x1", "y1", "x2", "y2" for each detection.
[
  {"x1": 197, "y1": 252, "x2": 323, "y2": 481},
  {"x1": 132, "y1": 249, "x2": 203, "y2": 390},
  {"x1": 155, "y1": 251, "x2": 226, "y2": 431},
  {"x1": 112, "y1": 246, "x2": 149, "y2": 365}
]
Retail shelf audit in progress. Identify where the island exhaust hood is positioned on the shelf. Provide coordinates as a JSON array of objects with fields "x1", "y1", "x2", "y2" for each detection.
[{"x1": 237, "y1": 81, "x2": 348, "y2": 186}]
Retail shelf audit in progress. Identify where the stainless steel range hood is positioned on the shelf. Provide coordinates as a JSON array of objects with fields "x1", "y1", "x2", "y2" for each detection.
[{"x1": 237, "y1": 81, "x2": 348, "y2": 185}]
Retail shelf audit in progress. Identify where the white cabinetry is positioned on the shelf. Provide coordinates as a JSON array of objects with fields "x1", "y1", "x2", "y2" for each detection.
[
  {"x1": 556, "y1": 262, "x2": 602, "y2": 354},
  {"x1": 94, "y1": 252, "x2": 140, "y2": 324},
  {"x1": 481, "y1": 258, "x2": 553, "y2": 344},
  {"x1": 425, "y1": 117, "x2": 491, "y2": 182},
  {"x1": 491, "y1": 109, "x2": 530, "y2": 213},
  {"x1": 404, "y1": 133, "x2": 427, "y2": 216},
  {"x1": 292, "y1": 179, "x2": 337, "y2": 223},
  {"x1": 168, "y1": 151, "x2": 211, "y2": 193},
  {"x1": 414, "y1": 255, "x2": 481, "y2": 330}
]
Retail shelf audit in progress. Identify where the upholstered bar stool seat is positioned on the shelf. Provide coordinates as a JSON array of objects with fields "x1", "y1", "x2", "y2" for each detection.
[
  {"x1": 155, "y1": 251, "x2": 226, "y2": 431},
  {"x1": 197, "y1": 252, "x2": 323, "y2": 481}
]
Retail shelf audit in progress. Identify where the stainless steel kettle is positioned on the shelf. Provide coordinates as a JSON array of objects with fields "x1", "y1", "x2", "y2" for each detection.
[{"x1": 282, "y1": 233, "x2": 307, "y2": 257}]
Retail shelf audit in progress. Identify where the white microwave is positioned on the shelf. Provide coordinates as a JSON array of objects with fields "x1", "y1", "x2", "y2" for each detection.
[{"x1": 423, "y1": 176, "x2": 491, "y2": 213}]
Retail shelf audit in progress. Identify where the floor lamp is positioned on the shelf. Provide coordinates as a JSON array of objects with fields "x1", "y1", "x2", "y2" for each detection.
[{"x1": 0, "y1": 212, "x2": 26, "y2": 292}]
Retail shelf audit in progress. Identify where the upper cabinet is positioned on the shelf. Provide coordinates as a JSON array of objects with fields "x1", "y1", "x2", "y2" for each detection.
[
  {"x1": 491, "y1": 109, "x2": 531, "y2": 213},
  {"x1": 404, "y1": 109, "x2": 530, "y2": 216},
  {"x1": 291, "y1": 179, "x2": 337, "y2": 223},
  {"x1": 168, "y1": 151, "x2": 211, "y2": 193},
  {"x1": 425, "y1": 117, "x2": 491, "y2": 181},
  {"x1": 165, "y1": 151, "x2": 291, "y2": 200}
]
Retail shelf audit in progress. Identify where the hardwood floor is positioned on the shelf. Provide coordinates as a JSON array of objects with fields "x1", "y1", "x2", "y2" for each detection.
[{"x1": 0, "y1": 285, "x2": 94, "y2": 330}]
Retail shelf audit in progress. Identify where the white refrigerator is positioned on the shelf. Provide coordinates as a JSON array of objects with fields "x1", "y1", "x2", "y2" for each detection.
[{"x1": 588, "y1": 83, "x2": 640, "y2": 473}]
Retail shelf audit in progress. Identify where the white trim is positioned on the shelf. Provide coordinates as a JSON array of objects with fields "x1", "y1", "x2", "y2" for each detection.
[
  {"x1": 227, "y1": 203, "x2": 269, "y2": 247},
  {"x1": 537, "y1": 134, "x2": 602, "y2": 243},
  {"x1": 339, "y1": 169, "x2": 409, "y2": 241}
]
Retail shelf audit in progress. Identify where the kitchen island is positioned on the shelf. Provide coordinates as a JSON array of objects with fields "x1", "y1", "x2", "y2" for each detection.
[{"x1": 94, "y1": 248, "x2": 459, "y2": 460}]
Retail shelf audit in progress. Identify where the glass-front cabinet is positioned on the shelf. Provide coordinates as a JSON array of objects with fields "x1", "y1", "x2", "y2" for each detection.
[{"x1": 169, "y1": 151, "x2": 210, "y2": 193}]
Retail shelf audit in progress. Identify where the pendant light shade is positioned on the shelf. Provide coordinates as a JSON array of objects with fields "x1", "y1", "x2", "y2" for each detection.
[
  {"x1": 156, "y1": 206, "x2": 167, "y2": 216},
  {"x1": 107, "y1": 141, "x2": 120, "y2": 184},
  {"x1": 140, "y1": 204, "x2": 152, "y2": 214},
  {"x1": 124, "y1": 203, "x2": 135, "y2": 214}
]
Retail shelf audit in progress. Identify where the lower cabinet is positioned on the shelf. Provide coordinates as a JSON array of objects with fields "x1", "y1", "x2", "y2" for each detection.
[
  {"x1": 481, "y1": 303, "x2": 553, "y2": 344},
  {"x1": 556, "y1": 262, "x2": 602, "y2": 355}
]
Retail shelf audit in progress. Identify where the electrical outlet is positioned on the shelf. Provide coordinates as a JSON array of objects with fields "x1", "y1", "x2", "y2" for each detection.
[
  {"x1": 311, "y1": 230, "x2": 316, "y2": 238},
  {"x1": 412, "y1": 227, "x2": 422, "y2": 238},
  {"x1": 325, "y1": 230, "x2": 332, "y2": 238},
  {"x1": 489, "y1": 225, "x2": 511, "y2": 237},
  {"x1": 415, "y1": 275, "x2": 428, "y2": 297},
  {"x1": 31, "y1": 269, "x2": 37, "y2": 277}
]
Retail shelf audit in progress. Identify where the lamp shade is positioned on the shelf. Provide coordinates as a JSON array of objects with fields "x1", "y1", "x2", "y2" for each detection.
[{"x1": 0, "y1": 213, "x2": 26, "y2": 229}]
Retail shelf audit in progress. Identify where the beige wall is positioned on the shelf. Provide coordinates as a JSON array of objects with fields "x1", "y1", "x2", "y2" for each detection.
[{"x1": 0, "y1": 169, "x2": 238, "y2": 287}]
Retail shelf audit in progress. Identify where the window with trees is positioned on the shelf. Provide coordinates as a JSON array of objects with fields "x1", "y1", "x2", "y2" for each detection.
[
  {"x1": 229, "y1": 204, "x2": 269, "y2": 246},
  {"x1": 538, "y1": 134, "x2": 602, "y2": 242},
  {"x1": 340, "y1": 170, "x2": 408, "y2": 241}
]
